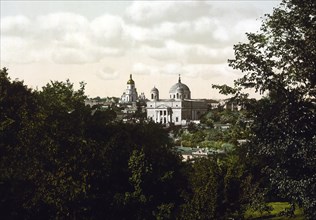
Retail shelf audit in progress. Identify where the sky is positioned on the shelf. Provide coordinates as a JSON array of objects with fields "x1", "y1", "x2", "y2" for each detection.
[{"x1": 1, "y1": 0, "x2": 281, "y2": 99}]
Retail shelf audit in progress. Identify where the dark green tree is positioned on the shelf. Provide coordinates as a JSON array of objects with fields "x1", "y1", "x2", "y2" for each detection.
[
  {"x1": 0, "y1": 67, "x2": 46, "y2": 218},
  {"x1": 179, "y1": 156, "x2": 248, "y2": 220},
  {"x1": 180, "y1": 158, "x2": 221, "y2": 220},
  {"x1": 213, "y1": 0, "x2": 316, "y2": 218},
  {"x1": 1, "y1": 70, "x2": 187, "y2": 219}
]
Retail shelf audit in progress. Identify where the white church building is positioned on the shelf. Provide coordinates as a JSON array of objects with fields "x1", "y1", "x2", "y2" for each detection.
[
  {"x1": 120, "y1": 74, "x2": 138, "y2": 103},
  {"x1": 146, "y1": 76, "x2": 208, "y2": 126}
]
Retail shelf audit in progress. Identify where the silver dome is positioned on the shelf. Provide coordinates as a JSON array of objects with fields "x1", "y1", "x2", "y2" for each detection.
[
  {"x1": 169, "y1": 77, "x2": 190, "y2": 94},
  {"x1": 151, "y1": 86, "x2": 159, "y2": 92}
]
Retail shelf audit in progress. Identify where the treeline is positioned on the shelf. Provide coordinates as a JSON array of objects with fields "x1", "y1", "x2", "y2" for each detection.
[
  {"x1": 0, "y1": 68, "x2": 262, "y2": 219},
  {"x1": 1, "y1": 0, "x2": 316, "y2": 217}
]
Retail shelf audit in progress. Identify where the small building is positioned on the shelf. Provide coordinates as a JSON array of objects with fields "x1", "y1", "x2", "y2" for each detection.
[{"x1": 175, "y1": 146, "x2": 225, "y2": 161}]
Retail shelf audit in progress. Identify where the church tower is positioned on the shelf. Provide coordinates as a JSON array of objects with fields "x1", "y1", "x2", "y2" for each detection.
[
  {"x1": 150, "y1": 86, "x2": 159, "y2": 101},
  {"x1": 120, "y1": 74, "x2": 138, "y2": 103}
]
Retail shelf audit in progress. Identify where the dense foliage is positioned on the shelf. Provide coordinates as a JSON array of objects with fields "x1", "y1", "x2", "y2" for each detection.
[
  {"x1": 0, "y1": 68, "x2": 186, "y2": 219},
  {"x1": 0, "y1": 67, "x2": 268, "y2": 219},
  {"x1": 214, "y1": 0, "x2": 316, "y2": 218},
  {"x1": 1, "y1": 0, "x2": 315, "y2": 219}
]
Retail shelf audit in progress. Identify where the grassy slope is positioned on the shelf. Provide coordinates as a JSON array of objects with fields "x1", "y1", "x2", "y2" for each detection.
[{"x1": 245, "y1": 202, "x2": 305, "y2": 220}]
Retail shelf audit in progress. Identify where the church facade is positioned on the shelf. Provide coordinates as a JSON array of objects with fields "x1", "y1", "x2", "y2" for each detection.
[
  {"x1": 146, "y1": 76, "x2": 208, "y2": 126},
  {"x1": 120, "y1": 74, "x2": 138, "y2": 103}
]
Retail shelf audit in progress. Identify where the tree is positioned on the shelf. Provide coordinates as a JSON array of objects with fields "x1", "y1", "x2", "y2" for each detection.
[
  {"x1": 180, "y1": 158, "x2": 221, "y2": 220},
  {"x1": 213, "y1": 0, "x2": 316, "y2": 218},
  {"x1": 0, "y1": 67, "x2": 46, "y2": 218},
  {"x1": 180, "y1": 156, "x2": 250, "y2": 220}
]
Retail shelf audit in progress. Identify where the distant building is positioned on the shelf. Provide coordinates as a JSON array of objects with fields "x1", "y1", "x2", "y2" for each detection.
[
  {"x1": 84, "y1": 99, "x2": 114, "y2": 109},
  {"x1": 175, "y1": 146, "x2": 225, "y2": 161},
  {"x1": 120, "y1": 74, "x2": 138, "y2": 103},
  {"x1": 220, "y1": 99, "x2": 244, "y2": 111},
  {"x1": 120, "y1": 74, "x2": 147, "y2": 104},
  {"x1": 146, "y1": 75, "x2": 208, "y2": 126},
  {"x1": 206, "y1": 99, "x2": 244, "y2": 111},
  {"x1": 138, "y1": 92, "x2": 146, "y2": 101}
]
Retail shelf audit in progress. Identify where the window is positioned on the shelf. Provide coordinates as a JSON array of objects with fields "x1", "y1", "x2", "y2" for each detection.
[
  {"x1": 151, "y1": 94, "x2": 154, "y2": 99},
  {"x1": 176, "y1": 117, "x2": 178, "y2": 122}
]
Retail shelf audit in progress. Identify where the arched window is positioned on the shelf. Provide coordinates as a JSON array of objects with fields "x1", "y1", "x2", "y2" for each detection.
[
  {"x1": 177, "y1": 93, "x2": 179, "y2": 99},
  {"x1": 151, "y1": 94, "x2": 154, "y2": 99}
]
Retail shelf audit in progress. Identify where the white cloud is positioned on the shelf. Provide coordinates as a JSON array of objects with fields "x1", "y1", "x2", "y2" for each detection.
[
  {"x1": 97, "y1": 66, "x2": 119, "y2": 80},
  {"x1": 1, "y1": 36, "x2": 38, "y2": 63},
  {"x1": 1, "y1": 1, "x2": 275, "y2": 67},
  {"x1": 1, "y1": 12, "x2": 130, "y2": 64},
  {"x1": 140, "y1": 41, "x2": 233, "y2": 64},
  {"x1": 132, "y1": 63, "x2": 159, "y2": 75},
  {"x1": 1, "y1": 15, "x2": 32, "y2": 36},
  {"x1": 123, "y1": 2, "x2": 267, "y2": 65},
  {"x1": 36, "y1": 12, "x2": 89, "y2": 35},
  {"x1": 91, "y1": 14, "x2": 132, "y2": 47},
  {"x1": 132, "y1": 62, "x2": 232, "y2": 80},
  {"x1": 125, "y1": 1, "x2": 211, "y2": 26}
]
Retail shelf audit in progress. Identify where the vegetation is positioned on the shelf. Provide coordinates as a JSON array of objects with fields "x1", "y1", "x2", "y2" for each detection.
[
  {"x1": 214, "y1": 0, "x2": 316, "y2": 219},
  {"x1": 1, "y1": 0, "x2": 315, "y2": 219},
  {"x1": 0, "y1": 68, "x2": 184, "y2": 219},
  {"x1": 245, "y1": 202, "x2": 304, "y2": 220}
]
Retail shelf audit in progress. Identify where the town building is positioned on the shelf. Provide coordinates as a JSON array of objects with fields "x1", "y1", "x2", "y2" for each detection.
[
  {"x1": 120, "y1": 74, "x2": 138, "y2": 103},
  {"x1": 146, "y1": 76, "x2": 208, "y2": 126},
  {"x1": 175, "y1": 146, "x2": 225, "y2": 161}
]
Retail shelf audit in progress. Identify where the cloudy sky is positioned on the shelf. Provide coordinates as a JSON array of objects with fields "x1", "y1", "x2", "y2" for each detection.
[{"x1": 1, "y1": 1, "x2": 281, "y2": 99}]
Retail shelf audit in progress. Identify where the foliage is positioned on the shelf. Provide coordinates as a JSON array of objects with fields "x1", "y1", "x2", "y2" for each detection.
[
  {"x1": 180, "y1": 153, "x2": 256, "y2": 220},
  {"x1": 180, "y1": 158, "x2": 221, "y2": 220},
  {"x1": 245, "y1": 202, "x2": 304, "y2": 220},
  {"x1": 213, "y1": 0, "x2": 316, "y2": 218},
  {"x1": 0, "y1": 68, "x2": 185, "y2": 219}
]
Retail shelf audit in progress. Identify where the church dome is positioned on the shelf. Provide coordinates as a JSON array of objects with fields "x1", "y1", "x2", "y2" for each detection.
[
  {"x1": 150, "y1": 86, "x2": 159, "y2": 100},
  {"x1": 176, "y1": 87, "x2": 184, "y2": 93},
  {"x1": 169, "y1": 76, "x2": 190, "y2": 94},
  {"x1": 127, "y1": 74, "x2": 135, "y2": 84},
  {"x1": 151, "y1": 86, "x2": 159, "y2": 92}
]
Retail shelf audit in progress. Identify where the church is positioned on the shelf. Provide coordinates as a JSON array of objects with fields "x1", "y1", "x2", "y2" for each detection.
[
  {"x1": 120, "y1": 74, "x2": 146, "y2": 104},
  {"x1": 120, "y1": 74, "x2": 139, "y2": 103},
  {"x1": 146, "y1": 76, "x2": 208, "y2": 126}
]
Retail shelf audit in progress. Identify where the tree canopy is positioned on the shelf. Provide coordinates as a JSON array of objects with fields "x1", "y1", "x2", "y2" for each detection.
[
  {"x1": 213, "y1": 0, "x2": 316, "y2": 218},
  {"x1": 0, "y1": 68, "x2": 186, "y2": 219}
]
